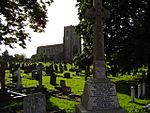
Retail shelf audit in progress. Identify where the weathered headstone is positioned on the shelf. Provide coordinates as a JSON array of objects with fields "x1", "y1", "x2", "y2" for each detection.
[
  {"x1": 15, "y1": 67, "x2": 23, "y2": 90},
  {"x1": 59, "y1": 63, "x2": 63, "y2": 73},
  {"x1": 0, "y1": 62, "x2": 5, "y2": 90},
  {"x1": 142, "y1": 83, "x2": 146, "y2": 97},
  {"x1": 23, "y1": 93, "x2": 46, "y2": 113},
  {"x1": 64, "y1": 72, "x2": 71, "y2": 78},
  {"x1": 12, "y1": 65, "x2": 18, "y2": 83},
  {"x1": 45, "y1": 66, "x2": 51, "y2": 76},
  {"x1": 138, "y1": 84, "x2": 142, "y2": 98},
  {"x1": 60, "y1": 80, "x2": 66, "y2": 88},
  {"x1": 0, "y1": 61, "x2": 11, "y2": 102},
  {"x1": 50, "y1": 73, "x2": 57, "y2": 85},
  {"x1": 131, "y1": 86, "x2": 135, "y2": 102},
  {"x1": 64, "y1": 64, "x2": 68, "y2": 71},
  {"x1": 54, "y1": 64, "x2": 58, "y2": 72},
  {"x1": 59, "y1": 80, "x2": 71, "y2": 95},
  {"x1": 37, "y1": 63, "x2": 43, "y2": 89},
  {"x1": 76, "y1": 0, "x2": 126, "y2": 112},
  {"x1": 32, "y1": 70, "x2": 38, "y2": 79}
]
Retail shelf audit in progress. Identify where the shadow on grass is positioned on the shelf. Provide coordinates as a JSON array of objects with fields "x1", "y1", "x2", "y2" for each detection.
[
  {"x1": 46, "y1": 99, "x2": 66, "y2": 112},
  {"x1": 0, "y1": 97, "x2": 65, "y2": 113},
  {"x1": 133, "y1": 101, "x2": 146, "y2": 106}
]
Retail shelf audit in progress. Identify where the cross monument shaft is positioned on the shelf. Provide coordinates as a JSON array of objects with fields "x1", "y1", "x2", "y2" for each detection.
[{"x1": 92, "y1": 0, "x2": 109, "y2": 78}]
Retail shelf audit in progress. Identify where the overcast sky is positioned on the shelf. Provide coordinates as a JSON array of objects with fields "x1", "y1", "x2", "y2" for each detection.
[{"x1": 1, "y1": 0, "x2": 79, "y2": 58}]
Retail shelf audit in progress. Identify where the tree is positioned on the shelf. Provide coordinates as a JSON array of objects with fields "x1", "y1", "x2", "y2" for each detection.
[
  {"x1": 31, "y1": 51, "x2": 46, "y2": 62},
  {"x1": 14, "y1": 53, "x2": 26, "y2": 62},
  {"x1": 0, "y1": 0, "x2": 53, "y2": 48},
  {"x1": 0, "y1": 50, "x2": 13, "y2": 62},
  {"x1": 75, "y1": 0, "x2": 150, "y2": 77},
  {"x1": 74, "y1": 0, "x2": 93, "y2": 67},
  {"x1": 104, "y1": 0, "x2": 150, "y2": 77}
]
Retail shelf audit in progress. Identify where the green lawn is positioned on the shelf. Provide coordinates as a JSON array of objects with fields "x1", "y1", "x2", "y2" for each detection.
[{"x1": 4, "y1": 67, "x2": 150, "y2": 113}]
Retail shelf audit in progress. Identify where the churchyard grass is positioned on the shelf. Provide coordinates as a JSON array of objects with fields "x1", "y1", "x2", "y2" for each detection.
[
  {"x1": 118, "y1": 93, "x2": 148, "y2": 113},
  {"x1": 50, "y1": 96, "x2": 79, "y2": 113},
  {"x1": 4, "y1": 65, "x2": 150, "y2": 113}
]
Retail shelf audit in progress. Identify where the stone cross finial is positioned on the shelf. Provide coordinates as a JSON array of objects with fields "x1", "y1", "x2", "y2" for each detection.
[{"x1": 85, "y1": 0, "x2": 110, "y2": 78}]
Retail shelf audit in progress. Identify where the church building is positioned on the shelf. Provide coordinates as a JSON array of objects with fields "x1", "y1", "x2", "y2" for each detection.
[{"x1": 36, "y1": 25, "x2": 81, "y2": 63}]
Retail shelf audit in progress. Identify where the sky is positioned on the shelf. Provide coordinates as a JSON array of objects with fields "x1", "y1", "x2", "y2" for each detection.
[{"x1": 1, "y1": 0, "x2": 79, "y2": 58}]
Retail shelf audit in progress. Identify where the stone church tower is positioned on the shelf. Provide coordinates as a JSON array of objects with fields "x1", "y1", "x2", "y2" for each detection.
[
  {"x1": 63, "y1": 25, "x2": 81, "y2": 63},
  {"x1": 36, "y1": 25, "x2": 81, "y2": 63}
]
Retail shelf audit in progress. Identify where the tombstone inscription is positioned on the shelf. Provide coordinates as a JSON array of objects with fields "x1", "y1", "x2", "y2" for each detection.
[
  {"x1": 76, "y1": 0, "x2": 126, "y2": 113},
  {"x1": 23, "y1": 93, "x2": 46, "y2": 113}
]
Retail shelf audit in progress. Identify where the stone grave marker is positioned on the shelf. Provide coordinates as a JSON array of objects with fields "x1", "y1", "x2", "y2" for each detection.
[
  {"x1": 131, "y1": 86, "x2": 135, "y2": 102},
  {"x1": 0, "y1": 61, "x2": 11, "y2": 102},
  {"x1": 75, "y1": 0, "x2": 126, "y2": 112},
  {"x1": 64, "y1": 72, "x2": 71, "y2": 78},
  {"x1": 14, "y1": 66, "x2": 23, "y2": 90},
  {"x1": 23, "y1": 93, "x2": 46, "y2": 113},
  {"x1": 45, "y1": 66, "x2": 51, "y2": 76},
  {"x1": 60, "y1": 80, "x2": 66, "y2": 88},
  {"x1": 31, "y1": 70, "x2": 38, "y2": 79},
  {"x1": 12, "y1": 65, "x2": 18, "y2": 83},
  {"x1": 37, "y1": 63, "x2": 44, "y2": 89},
  {"x1": 64, "y1": 64, "x2": 68, "y2": 71},
  {"x1": 59, "y1": 63, "x2": 63, "y2": 73},
  {"x1": 0, "y1": 62, "x2": 5, "y2": 90},
  {"x1": 54, "y1": 64, "x2": 58, "y2": 72},
  {"x1": 142, "y1": 83, "x2": 146, "y2": 97},
  {"x1": 138, "y1": 83, "x2": 142, "y2": 98},
  {"x1": 59, "y1": 80, "x2": 71, "y2": 95},
  {"x1": 50, "y1": 73, "x2": 57, "y2": 85}
]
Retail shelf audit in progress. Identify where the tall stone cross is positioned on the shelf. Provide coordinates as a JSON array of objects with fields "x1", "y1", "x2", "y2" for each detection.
[
  {"x1": 86, "y1": 0, "x2": 110, "y2": 79},
  {"x1": 76, "y1": 1, "x2": 126, "y2": 112}
]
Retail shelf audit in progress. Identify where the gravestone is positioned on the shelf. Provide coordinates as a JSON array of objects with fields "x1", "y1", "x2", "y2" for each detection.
[
  {"x1": 64, "y1": 64, "x2": 68, "y2": 71},
  {"x1": 131, "y1": 86, "x2": 135, "y2": 102},
  {"x1": 54, "y1": 64, "x2": 58, "y2": 72},
  {"x1": 0, "y1": 61, "x2": 11, "y2": 102},
  {"x1": 138, "y1": 84, "x2": 142, "y2": 98},
  {"x1": 64, "y1": 72, "x2": 71, "y2": 78},
  {"x1": 0, "y1": 62, "x2": 5, "y2": 90},
  {"x1": 59, "y1": 80, "x2": 71, "y2": 95},
  {"x1": 45, "y1": 66, "x2": 51, "y2": 76},
  {"x1": 59, "y1": 63, "x2": 63, "y2": 73},
  {"x1": 37, "y1": 63, "x2": 43, "y2": 89},
  {"x1": 60, "y1": 80, "x2": 66, "y2": 88},
  {"x1": 15, "y1": 67, "x2": 23, "y2": 90},
  {"x1": 32, "y1": 70, "x2": 38, "y2": 79},
  {"x1": 142, "y1": 83, "x2": 146, "y2": 97},
  {"x1": 23, "y1": 93, "x2": 46, "y2": 113},
  {"x1": 76, "y1": 0, "x2": 126, "y2": 113},
  {"x1": 50, "y1": 73, "x2": 57, "y2": 85},
  {"x1": 12, "y1": 65, "x2": 18, "y2": 83}
]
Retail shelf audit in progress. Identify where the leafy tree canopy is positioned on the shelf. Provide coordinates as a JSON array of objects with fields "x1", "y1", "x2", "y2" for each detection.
[
  {"x1": 75, "y1": 0, "x2": 150, "y2": 76},
  {"x1": 0, "y1": 0, "x2": 53, "y2": 48}
]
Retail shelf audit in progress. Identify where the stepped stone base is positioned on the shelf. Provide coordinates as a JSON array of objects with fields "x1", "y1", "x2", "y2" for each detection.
[
  {"x1": 75, "y1": 78, "x2": 126, "y2": 113},
  {"x1": 76, "y1": 104, "x2": 126, "y2": 113}
]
